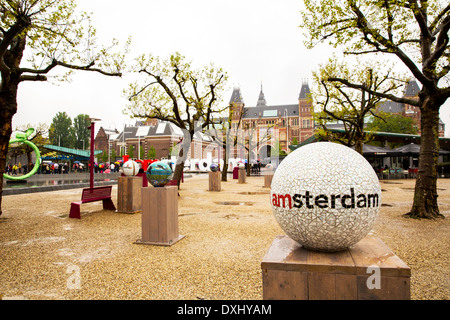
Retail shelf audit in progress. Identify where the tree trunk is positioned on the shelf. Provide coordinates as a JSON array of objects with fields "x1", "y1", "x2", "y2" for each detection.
[
  {"x1": 405, "y1": 98, "x2": 444, "y2": 219},
  {"x1": 221, "y1": 161, "x2": 228, "y2": 182},
  {"x1": 0, "y1": 90, "x2": 18, "y2": 216},
  {"x1": 354, "y1": 136, "x2": 364, "y2": 155},
  {"x1": 246, "y1": 151, "x2": 251, "y2": 177},
  {"x1": 172, "y1": 160, "x2": 185, "y2": 189},
  {"x1": 172, "y1": 135, "x2": 191, "y2": 189}
]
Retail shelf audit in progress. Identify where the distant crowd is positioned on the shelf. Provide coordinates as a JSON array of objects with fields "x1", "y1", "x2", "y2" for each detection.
[
  {"x1": 5, "y1": 161, "x2": 122, "y2": 175},
  {"x1": 5, "y1": 163, "x2": 27, "y2": 175}
]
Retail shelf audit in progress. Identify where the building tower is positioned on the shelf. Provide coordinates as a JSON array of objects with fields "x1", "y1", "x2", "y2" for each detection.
[
  {"x1": 229, "y1": 86, "x2": 245, "y2": 122},
  {"x1": 298, "y1": 80, "x2": 314, "y2": 142},
  {"x1": 256, "y1": 83, "x2": 267, "y2": 108},
  {"x1": 403, "y1": 79, "x2": 421, "y2": 133}
]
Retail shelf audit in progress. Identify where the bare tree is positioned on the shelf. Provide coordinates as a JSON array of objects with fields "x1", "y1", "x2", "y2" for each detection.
[
  {"x1": 0, "y1": 0, "x2": 129, "y2": 215},
  {"x1": 302, "y1": 0, "x2": 450, "y2": 219},
  {"x1": 124, "y1": 52, "x2": 228, "y2": 187}
]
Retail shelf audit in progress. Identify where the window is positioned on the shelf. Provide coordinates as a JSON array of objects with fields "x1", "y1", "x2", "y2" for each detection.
[{"x1": 302, "y1": 119, "x2": 312, "y2": 128}]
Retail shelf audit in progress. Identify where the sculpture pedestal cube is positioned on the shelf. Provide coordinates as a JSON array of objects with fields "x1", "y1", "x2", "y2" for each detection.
[
  {"x1": 261, "y1": 235, "x2": 410, "y2": 300},
  {"x1": 208, "y1": 171, "x2": 221, "y2": 191},
  {"x1": 238, "y1": 168, "x2": 246, "y2": 184},
  {"x1": 117, "y1": 176, "x2": 142, "y2": 214},
  {"x1": 136, "y1": 186, "x2": 185, "y2": 246},
  {"x1": 263, "y1": 172, "x2": 273, "y2": 188}
]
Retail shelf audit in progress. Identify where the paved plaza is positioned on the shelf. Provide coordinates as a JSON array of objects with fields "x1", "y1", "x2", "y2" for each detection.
[{"x1": 0, "y1": 175, "x2": 449, "y2": 300}]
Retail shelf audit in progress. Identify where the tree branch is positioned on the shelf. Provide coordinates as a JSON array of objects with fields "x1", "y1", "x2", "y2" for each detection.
[
  {"x1": 327, "y1": 76, "x2": 419, "y2": 106},
  {"x1": 140, "y1": 68, "x2": 184, "y2": 127},
  {"x1": 19, "y1": 74, "x2": 47, "y2": 82},
  {"x1": 53, "y1": 60, "x2": 121, "y2": 77}
]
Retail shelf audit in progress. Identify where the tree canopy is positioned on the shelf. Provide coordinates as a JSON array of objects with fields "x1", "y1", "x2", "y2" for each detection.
[
  {"x1": 301, "y1": 0, "x2": 450, "y2": 219},
  {"x1": 312, "y1": 56, "x2": 404, "y2": 154},
  {"x1": 0, "y1": 0, "x2": 129, "y2": 216},
  {"x1": 73, "y1": 114, "x2": 90, "y2": 150},
  {"x1": 49, "y1": 111, "x2": 74, "y2": 148},
  {"x1": 367, "y1": 111, "x2": 419, "y2": 135},
  {"x1": 124, "y1": 52, "x2": 228, "y2": 185}
]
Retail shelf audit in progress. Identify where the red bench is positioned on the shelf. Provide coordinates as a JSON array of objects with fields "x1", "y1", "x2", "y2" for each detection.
[{"x1": 69, "y1": 186, "x2": 116, "y2": 219}]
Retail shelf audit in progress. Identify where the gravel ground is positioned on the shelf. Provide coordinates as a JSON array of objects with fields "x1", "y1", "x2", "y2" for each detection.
[{"x1": 0, "y1": 174, "x2": 448, "y2": 300}]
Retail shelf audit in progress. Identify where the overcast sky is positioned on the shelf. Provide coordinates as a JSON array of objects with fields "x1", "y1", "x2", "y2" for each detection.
[{"x1": 12, "y1": 0, "x2": 450, "y2": 137}]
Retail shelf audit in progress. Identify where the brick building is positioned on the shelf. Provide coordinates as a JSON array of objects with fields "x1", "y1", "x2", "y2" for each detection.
[
  {"x1": 100, "y1": 120, "x2": 217, "y2": 163},
  {"x1": 229, "y1": 81, "x2": 314, "y2": 157},
  {"x1": 95, "y1": 79, "x2": 447, "y2": 167},
  {"x1": 377, "y1": 79, "x2": 445, "y2": 136}
]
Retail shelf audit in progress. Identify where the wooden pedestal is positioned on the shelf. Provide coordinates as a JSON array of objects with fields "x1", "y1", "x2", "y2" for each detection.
[
  {"x1": 136, "y1": 186, "x2": 185, "y2": 246},
  {"x1": 238, "y1": 168, "x2": 246, "y2": 184},
  {"x1": 261, "y1": 235, "x2": 411, "y2": 300},
  {"x1": 208, "y1": 171, "x2": 221, "y2": 191},
  {"x1": 263, "y1": 172, "x2": 274, "y2": 188},
  {"x1": 117, "y1": 176, "x2": 142, "y2": 213}
]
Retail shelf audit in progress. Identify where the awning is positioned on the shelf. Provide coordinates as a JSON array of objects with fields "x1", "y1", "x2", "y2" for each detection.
[
  {"x1": 43, "y1": 145, "x2": 103, "y2": 160},
  {"x1": 358, "y1": 144, "x2": 402, "y2": 157},
  {"x1": 393, "y1": 143, "x2": 450, "y2": 155}
]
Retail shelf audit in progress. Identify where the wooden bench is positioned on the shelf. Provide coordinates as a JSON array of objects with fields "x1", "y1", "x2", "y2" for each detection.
[{"x1": 69, "y1": 186, "x2": 116, "y2": 219}]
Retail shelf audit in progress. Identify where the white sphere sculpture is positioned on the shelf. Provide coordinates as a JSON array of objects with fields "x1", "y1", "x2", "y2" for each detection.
[
  {"x1": 270, "y1": 142, "x2": 381, "y2": 252},
  {"x1": 122, "y1": 160, "x2": 139, "y2": 176}
]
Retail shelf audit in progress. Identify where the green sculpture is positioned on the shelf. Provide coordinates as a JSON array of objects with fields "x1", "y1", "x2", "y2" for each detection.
[{"x1": 3, "y1": 128, "x2": 41, "y2": 181}]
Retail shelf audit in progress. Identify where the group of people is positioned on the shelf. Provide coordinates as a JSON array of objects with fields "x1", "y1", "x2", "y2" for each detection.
[
  {"x1": 5, "y1": 163, "x2": 27, "y2": 175},
  {"x1": 93, "y1": 162, "x2": 121, "y2": 174},
  {"x1": 249, "y1": 160, "x2": 262, "y2": 174},
  {"x1": 41, "y1": 162, "x2": 123, "y2": 174},
  {"x1": 5, "y1": 160, "x2": 124, "y2": 176},
  {"x1": 40, "y1": 162, "x2": 70, "y2": 174}
]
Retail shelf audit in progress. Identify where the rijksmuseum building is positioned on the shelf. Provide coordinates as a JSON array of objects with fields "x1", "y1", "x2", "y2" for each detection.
[
  {"x1": 95, "y1": 82, "x2": 316, "y2": 162},
  {"x1": 95, "y1": 79, "x2": 447, "y2": 163},
  {"x1": 228, "y1": 82, "x2": 315, "y2": 157}
]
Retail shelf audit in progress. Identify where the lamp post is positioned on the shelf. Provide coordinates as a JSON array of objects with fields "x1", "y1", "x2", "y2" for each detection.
[
  {"x1": 285, "y1": 109, "x2": 289, "y2": 153},
  {"x1": 123, "y1": 127, "x2": 135, "y2": 159},
  {"x1": 87, "y1": 117, "x2": 101, "y2": 189},
  {"x1": 137, "y1": 134, "x2": 143, "y2": 160}
]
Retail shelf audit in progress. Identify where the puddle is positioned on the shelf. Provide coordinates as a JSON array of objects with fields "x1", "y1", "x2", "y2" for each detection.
[
  {"x1": 215, "y1": 201, "x2": 254, "y2": 206},
  {"x1": 4, "y1": 179, "x2": 117, "y2": 189},
  {"x1": 236, "y1": 191, "x2": 270, "y2": 195}
]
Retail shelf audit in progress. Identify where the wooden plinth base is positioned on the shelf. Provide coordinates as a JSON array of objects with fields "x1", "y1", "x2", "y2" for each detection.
[
  {"x1": 208, "y1": 171, "x2": 221, "y2": 191},
  {"x1": 117, "y1": 176, "x2": 142, "y2": 214},
  {"x1": 137, "y1": 186, "x2": 184, "y2": 246},
  {"x1": 261, "y1": 235, "x2": 411, "y2": 300},
  {"x1": 263, "y1": 173, "x2": 274, "y2": 188},
  {"x1": 134, "y1": 235, "x2": 185, "y2": 247}
]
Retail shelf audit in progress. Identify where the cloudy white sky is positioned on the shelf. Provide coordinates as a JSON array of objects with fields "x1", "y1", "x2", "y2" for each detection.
[{"x1": 11, "y1": 0, "x2": 450, "y2": 136}]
